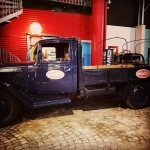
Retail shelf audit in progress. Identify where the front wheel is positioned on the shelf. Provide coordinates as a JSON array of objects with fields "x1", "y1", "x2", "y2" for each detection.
[
  {"x1": 126, "y1": 85, "x2": 148, "y2": 109},
  {"x1": 0, "y1": 91, "x2": 19, "y2": 127}
]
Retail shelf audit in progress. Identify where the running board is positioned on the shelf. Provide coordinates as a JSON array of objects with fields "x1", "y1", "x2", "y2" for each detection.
[
  {"x1": 30, "y1": 94, "x2": 71, "y2": 108},
  {"x1": 79, "y1": 87, "x2": 116, "y2": 97}
]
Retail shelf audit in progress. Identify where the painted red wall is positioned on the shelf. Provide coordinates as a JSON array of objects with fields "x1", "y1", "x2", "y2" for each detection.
[
  {"x1": 0, "y1": 8, "x2": 92, "y2": 61},
  {"x1": 92, "y1": 0, "x2": 105, "y2": 65}
]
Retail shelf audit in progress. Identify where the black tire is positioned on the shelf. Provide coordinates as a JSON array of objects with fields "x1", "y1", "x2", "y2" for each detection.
[
  {"x1": 0, "y1": 91, "x2": 19, "y2": 127},
  {"x1": 126, "y1": 85, "x2": 148, "y2": 109}
]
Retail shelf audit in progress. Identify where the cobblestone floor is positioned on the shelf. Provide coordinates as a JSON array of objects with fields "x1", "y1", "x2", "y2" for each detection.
[{"x1": 0, "y1": 96, "x2": 150, "y2": 150}]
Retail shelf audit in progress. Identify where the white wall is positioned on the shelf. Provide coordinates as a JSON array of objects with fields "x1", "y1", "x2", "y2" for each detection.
[
  {"x1": 144, "y1": 29, "x2": 150, "y2": 59},
  {"x1": 106, "y1": 25, "x2": 136, "y2": 53}
]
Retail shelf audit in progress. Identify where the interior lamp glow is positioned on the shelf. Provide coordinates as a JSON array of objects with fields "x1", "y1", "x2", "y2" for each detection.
[{"x1": 30, "y1": 22, "x2": 42, "y2": 34}]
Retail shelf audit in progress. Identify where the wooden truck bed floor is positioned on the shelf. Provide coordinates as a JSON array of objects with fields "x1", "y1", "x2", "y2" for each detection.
[{"x1": 83, "y1": 64, "x2": 135, "y2": 69}]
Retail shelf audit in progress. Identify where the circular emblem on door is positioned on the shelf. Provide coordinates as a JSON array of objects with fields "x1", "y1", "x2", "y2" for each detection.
[
  {"x1": 136, "y1": 69, "x2": 150, "y2": 78},
  {"x1": 46, "y1": 70, "x2": 65, "y2": 79}
]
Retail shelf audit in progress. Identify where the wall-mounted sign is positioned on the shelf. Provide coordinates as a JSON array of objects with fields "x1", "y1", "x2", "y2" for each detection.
[
  {"x1": 108, "y1": 46, "x2": 118, "y2": 55},
  {"x1": 42, "y1": 47, "x2": 56, "y2": 60},
  {"x1": 46, "y1": 70, "x2": 65, "y2": 79}
]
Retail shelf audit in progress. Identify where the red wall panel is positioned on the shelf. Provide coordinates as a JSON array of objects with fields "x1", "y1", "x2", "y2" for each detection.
[{"x1": 0, "y1": 8, "x2": 92, "y2": 61}]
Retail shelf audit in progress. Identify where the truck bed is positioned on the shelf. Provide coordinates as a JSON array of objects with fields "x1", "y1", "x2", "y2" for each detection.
[{"x1": 82, "y1": 64, "x2": 135, "y2": 86}]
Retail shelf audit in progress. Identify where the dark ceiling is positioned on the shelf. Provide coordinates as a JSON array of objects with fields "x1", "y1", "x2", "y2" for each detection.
[
  {"x1": 22, "y1": 0, "x2": 150, "y2": 29},
  {"x1": 107, "y1": 0, "x2": 150, "y2": 28}
]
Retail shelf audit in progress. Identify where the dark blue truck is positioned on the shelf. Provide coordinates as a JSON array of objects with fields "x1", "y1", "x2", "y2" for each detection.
[{"x1": 0, "y1": 37, "x2": 150, "y2": 127}]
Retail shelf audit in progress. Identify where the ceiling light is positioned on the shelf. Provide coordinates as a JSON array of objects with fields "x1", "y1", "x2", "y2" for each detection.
[{"x1": 30, "y1": 22, "x2": 42, "y2": 35}]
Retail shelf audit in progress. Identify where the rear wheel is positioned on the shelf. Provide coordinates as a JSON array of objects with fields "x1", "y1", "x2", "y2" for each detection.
[
  {"x1": 0, "y1": 91, "x2": 19, "y2": 127},
  {"x1": 126, "y1": 85, "x2": 148, "y2": 109}
]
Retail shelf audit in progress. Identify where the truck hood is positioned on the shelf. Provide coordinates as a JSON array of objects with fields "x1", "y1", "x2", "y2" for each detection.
[{"x1": 0, "y1": 61, "x2": 35, "y2": 67}]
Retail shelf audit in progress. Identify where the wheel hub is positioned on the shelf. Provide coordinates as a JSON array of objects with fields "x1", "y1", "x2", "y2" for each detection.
[
  {"x1": 0, "y1": 99, "x2": 10, "y2": 119},
  {"x1": 133, "y1": 85, "x2": 145, "y2": 102}
]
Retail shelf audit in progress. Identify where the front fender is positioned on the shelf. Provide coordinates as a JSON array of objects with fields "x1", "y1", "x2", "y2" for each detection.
[{"x1": 0, "y1": 81, "x2": 33, "y2": 109}]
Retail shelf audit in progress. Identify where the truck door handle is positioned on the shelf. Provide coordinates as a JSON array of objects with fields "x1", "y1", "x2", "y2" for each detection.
[{"x1": 65, "y1": 68, "x2": 71, "y2": 72}]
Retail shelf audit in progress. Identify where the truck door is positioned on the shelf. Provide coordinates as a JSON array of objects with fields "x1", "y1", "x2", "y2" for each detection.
[{"x1": 35, "y1": 40, "x2": 77, "y2": 94}]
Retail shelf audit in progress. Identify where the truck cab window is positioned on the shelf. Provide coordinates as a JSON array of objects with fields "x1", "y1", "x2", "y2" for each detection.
[
  {"x1": 41, "y1": 42, "x2": 70, "y2": 62},
  {"x1": 132, "y1": 55, "x2": 144, "y2": 63}
]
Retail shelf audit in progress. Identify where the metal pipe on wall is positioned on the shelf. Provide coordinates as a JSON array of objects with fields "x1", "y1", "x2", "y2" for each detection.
[
  {"x1": 138, "y1": 0, "x2": 141, "y2": 25},
  {"x1": 141, "y1": 0, "x2": 145, "y2": 25},
  {"x1": 103, "y1": 1, "x2": 108, "y2": 50}
]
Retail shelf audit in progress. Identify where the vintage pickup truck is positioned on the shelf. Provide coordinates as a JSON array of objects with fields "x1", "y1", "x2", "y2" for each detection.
[{"x1": 0, "y1": 37, "x2": 150, "y2": 127}]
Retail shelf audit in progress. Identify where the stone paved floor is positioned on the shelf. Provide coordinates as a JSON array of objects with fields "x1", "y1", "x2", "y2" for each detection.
[{"x1": 0, "y1": 96, "x2": 150, "y2": 150}]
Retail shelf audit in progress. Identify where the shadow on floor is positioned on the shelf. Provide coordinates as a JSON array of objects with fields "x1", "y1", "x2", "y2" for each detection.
[{"x1": 18, "y1": 94, "x2": 150, "y2": 123}]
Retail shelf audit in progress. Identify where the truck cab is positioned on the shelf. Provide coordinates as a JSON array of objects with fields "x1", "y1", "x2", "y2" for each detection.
[
  {"x1": 114, "y1": 53, "x2": 146, "y2": 67},
  {"x1": 29, "y1": 38, "x2": 78, "y2": 94}
]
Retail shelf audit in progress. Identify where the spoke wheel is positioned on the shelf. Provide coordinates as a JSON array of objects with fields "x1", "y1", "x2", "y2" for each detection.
[
  {"x1": 126, "y1": 85, "x2": 148, "y2": 109},
  {"x1": 0, "y1": 91, "x2": 19, "y2": 127},
  {"x1": 0, "y1": 99, "x2": 10, "y2": 120}
]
